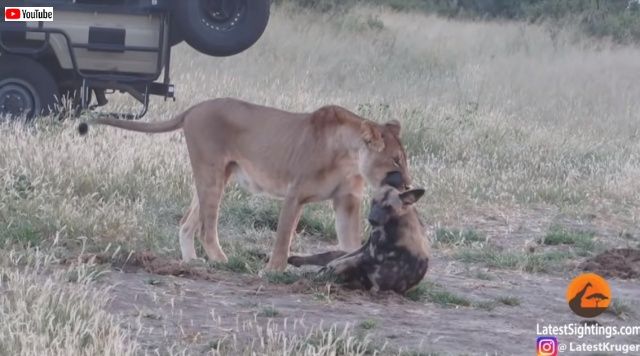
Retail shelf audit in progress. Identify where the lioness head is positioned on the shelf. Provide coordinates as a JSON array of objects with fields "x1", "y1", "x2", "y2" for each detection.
[
  {"x1": 367, "y1": 186, "x2": 425, "y2": 226},
  {"x1": 358, "y1": 120, "x2": 411, "y2": 189}
]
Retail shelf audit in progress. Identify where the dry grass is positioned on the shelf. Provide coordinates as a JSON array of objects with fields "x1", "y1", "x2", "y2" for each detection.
[
  {"x1": 1, "y1": 3, "x2": 640, "y2": 354},
  {"x1": 0, "y1": 250, "x2": 139, "y2": 356},
  {"x1": 0, "y1": 251, "x2": 377, "y2": 356},
  {"x1": 190, "y1": 320, "x2": 375, "y2": 356}
]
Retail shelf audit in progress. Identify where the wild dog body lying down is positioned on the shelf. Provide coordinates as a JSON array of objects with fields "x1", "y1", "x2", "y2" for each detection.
[{"x1": 288, "y1": 186, "x2": 430, "y2": 294}]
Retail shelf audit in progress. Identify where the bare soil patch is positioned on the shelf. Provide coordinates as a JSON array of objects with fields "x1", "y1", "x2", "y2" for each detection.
[
  {"x1": 63, "y1": 209, "x2": 640, "y2": 354},
  {"x1": 81, "y1": 252, "x2": 640, "y2": 355},
  {"x1": 581, "y1": 248, "x2": 640, "y2": 279}
]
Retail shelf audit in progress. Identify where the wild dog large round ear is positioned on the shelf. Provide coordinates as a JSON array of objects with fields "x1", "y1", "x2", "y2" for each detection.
[
  {"x1": 385, "y1": 120, "x2": 401, "y2": 136},
  {"x1": 360, "y1": 121, "x2": 385, "y2": 152},
  {"x1": 399, "y1": 188, "x2": 426, "y2": 205}
]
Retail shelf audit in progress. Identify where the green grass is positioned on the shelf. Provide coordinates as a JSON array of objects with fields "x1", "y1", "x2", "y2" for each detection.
[
  {"x1": 457, "y1": 247, "x2": 571, "y2": 273},
  {"x1": 541, "y1": 226, "x2": 597, "y2": 256},
  {"x1": 203, "y1": 339, "x2": 228, "y2": 353},
  {"x1": 406, "y1": 282, "x2": 472, "y2": 307},
  {"x1": 434, "y1": 228, "x2": 486, "y2": 247},
  {"x1": 221, "y1": 194, "x2": 337, "y2": 241},
  {"x1": 473, "y1": 296, "x2": 520, "y2": 311},
  {"x1": 0, "y1": 223, "x2": 43, "y2": 248},
  {"x1": 258, "y1": 306, "x2": 281, "y2": 318},
  {"x1": 210, "y1": 244, "x2": 266, "y2": 274},
  {"x1": 474, "y1": 300, "x2": 497, "y2": 311},
  {"x1": 606, "y1": 299, "x2": 636, "y2": 319},
  {"x1": 497, "y1": 296, "x2": 521, "y2": 306},
  {"x1": 264, "y1": 271, "x2": 302, "y2": 284},
  {"x1": 144, "y1": 277, "x2": 163, "y2": 286},
  {"x1": 358, "y1": 319, "x2": 378, "y2": 330},
  {"x1": 313, "y1": 292, "x2": 332, "y2": 302},
  {"x1": 298, "y1": 205, "x2": 337, "y2": 241},
  {"x1": 222, "y1": 199, "x2": 280, "y2": 232},
  {"x1": 473, "y1": 270, "x2": 495, "y2": 280},
  {"x1": 65, "y1": 264, "x2": 109, "y2": 283},
  {"x1": 213, "y1": 255, "x2": 261, "y2": 274}
]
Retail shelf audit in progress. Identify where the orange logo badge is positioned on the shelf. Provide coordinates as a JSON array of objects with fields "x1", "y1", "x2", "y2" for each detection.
[{"x1": 566, "y1": 273, "x2": 611, "y2": 318}]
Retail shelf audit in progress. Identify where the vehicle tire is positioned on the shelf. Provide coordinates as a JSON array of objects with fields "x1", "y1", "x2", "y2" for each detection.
[
  {"x1": 0, "y1": 55, "x2": 59, "y2": 121},
  {"x1": 172, "y1": 0, "x2": 270, "y2": 57},
  {"x1": 169, "y1": 31, "x2": 184, "y2": 46},
  {"x1": 169, "y1": 20, "x2": 184, "y2": 46}
]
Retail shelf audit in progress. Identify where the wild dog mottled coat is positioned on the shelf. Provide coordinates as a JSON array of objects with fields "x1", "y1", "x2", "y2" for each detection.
[{"x1": 289, "y1": 186, "x2": 430, "y2": 294}]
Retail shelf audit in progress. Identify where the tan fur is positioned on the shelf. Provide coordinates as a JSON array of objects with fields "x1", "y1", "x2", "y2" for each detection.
[{"x1": 81, "y1": 98, "x2": 411, "y2": 271}]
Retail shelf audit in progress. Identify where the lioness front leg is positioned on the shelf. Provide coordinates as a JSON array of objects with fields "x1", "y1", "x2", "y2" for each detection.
[
  {"x1": 333, "y1": 192, "x2": 363, "y2": 251},
  {"x1": 264, "y1": 196, "x2": 303, "y2": 272}
]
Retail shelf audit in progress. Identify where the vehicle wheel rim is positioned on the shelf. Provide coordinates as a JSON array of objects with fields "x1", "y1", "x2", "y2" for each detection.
[
  {"x1": 201, "y1": 0, "x2": 246, "y2": 31},
  {"x1": 0, "y1": 79, "x2": 38, "y2": 120}
]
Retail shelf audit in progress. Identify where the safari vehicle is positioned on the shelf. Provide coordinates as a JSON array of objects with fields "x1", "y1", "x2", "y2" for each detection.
[{"x1": 0, "y1": 0, "x2": 270, "y2": 120}]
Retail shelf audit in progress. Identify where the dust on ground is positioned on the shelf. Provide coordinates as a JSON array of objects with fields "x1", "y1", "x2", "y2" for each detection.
[
  {"x1": 84, "y1": 252, "x2": 640, "y2": 355},
  {"x1": 66, "y1": 207, "x2": 640, "y2": 355}
]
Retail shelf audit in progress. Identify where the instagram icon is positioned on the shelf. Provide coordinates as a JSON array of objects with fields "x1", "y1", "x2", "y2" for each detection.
[{"x1": 536, "y1": 336, "x2": 558, "y2": 356}]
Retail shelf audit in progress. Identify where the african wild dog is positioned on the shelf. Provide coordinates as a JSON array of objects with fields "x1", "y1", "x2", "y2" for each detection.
[{"x1": 288, "y1": 186, "x2": 430, "y2": 294}]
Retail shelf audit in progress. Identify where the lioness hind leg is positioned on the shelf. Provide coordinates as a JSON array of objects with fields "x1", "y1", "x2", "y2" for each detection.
[
  {"x1": 178, "y1": 194, "x2": 200, "y2": 261},
  {"x1": 264, "y1": 196, "x2": 303, "y2": 272},
  {"x1": 191, "y1": 161, "x2": 228, "y2": 263}
]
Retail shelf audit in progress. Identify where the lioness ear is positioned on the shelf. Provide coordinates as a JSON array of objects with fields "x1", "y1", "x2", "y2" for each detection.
[
  {"x1": 385, "y1": 120, "x2": 401, "y2": 137},
  {"x1": 360, "y1": 121, "x2": 385, "y2": 152},
  {"x1": 399, "y1": 188, "x2": 425, "y2": 206}
]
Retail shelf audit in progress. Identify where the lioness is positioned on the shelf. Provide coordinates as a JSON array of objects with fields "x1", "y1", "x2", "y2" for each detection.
[
  {"x1": 78, "y1": 98, "x2": 411, "y2": 271},
  {"x1": 288, "y1": 186, "x2": 429, "y2": 294}
]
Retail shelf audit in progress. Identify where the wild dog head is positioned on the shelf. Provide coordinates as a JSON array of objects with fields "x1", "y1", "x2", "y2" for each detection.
[{"x1": 367, "y1": 185, "x2": 425, "y2": 227}]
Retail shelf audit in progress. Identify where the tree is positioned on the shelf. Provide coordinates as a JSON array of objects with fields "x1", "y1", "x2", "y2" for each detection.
[{"x1": 585, "y1": 293, "x2": 609, "y2": 308}]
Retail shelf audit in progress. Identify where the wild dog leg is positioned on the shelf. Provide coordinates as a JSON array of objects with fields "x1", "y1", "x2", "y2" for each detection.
[
  {"x1": 289, "y1": 236, "x2": 370, "y2": 268},
  {"x1": 321, "y1": 255, "x2": 360, "y2": 275},
  {"x1": 288, "y1": 251, "x2": 348, "y2": 267},
  {"x1": 289, "y1": 242, "x2": 374, "y2": 289},
  {"x1": 318, "y1": 238, "x2": 372, "y2": 275}
]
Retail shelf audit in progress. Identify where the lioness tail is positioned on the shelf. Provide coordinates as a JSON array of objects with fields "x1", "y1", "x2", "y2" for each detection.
[{"x1": 78, "y1": 109, "x2": 189, "y2": 135}]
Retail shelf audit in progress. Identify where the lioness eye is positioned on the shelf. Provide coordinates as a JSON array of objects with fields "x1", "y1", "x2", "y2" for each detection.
[{"x1": 393, "y1": 157, "x2": 401, "y2": 167}]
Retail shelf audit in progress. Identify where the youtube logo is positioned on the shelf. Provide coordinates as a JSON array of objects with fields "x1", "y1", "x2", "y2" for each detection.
[
  {"x1": 4, "y1": 8, "x2": 20, "y2": 20},
  {"x1": 4, "y1": 7, "x2": 53, "y2": 22}
]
